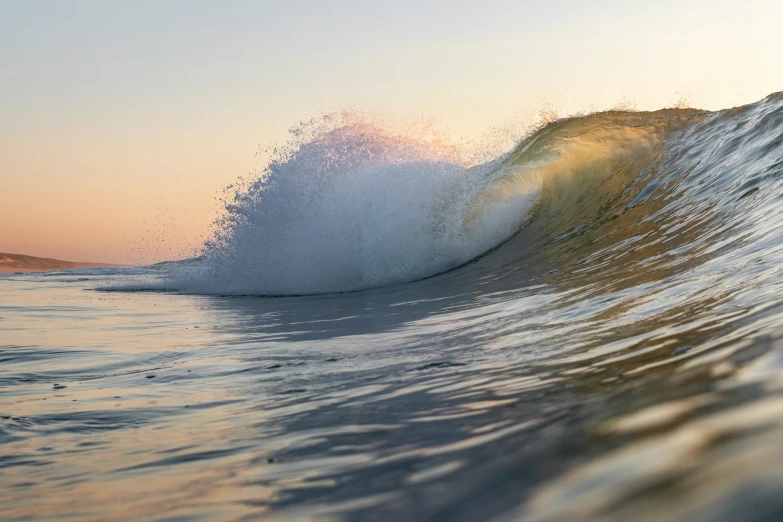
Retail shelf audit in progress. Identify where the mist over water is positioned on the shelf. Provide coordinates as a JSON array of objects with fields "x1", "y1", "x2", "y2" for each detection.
[{"x1": 3, "y1": 92, "x2": 783, "y2": 521}]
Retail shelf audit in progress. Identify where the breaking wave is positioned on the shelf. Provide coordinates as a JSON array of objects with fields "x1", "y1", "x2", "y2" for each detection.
[{"x1": 157, "y1": 92, "x2": 782, "y2": 296}]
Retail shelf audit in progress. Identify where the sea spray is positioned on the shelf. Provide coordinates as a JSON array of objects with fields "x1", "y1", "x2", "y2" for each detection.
[{"x1": 172, "y1": 113, "x2": 540, "y2": 295}]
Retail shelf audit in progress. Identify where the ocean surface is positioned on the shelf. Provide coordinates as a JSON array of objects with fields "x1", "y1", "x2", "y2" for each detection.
[{"x1": 2, "y1": 92, "x2": 783, "y2": 521}]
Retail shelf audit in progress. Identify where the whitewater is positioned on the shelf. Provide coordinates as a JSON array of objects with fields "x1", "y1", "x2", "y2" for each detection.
[{"x1": 2, "y1": 92, "x2": 783, "y2": 521}]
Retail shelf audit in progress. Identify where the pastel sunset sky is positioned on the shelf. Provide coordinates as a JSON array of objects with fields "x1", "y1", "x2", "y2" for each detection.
[{"x1": 2, "y1": 0, "x2": 781, "y2": 264}]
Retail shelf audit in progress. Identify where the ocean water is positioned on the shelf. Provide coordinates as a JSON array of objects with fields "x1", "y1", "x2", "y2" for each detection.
[{"x1": 2, "y1": 92, "x2": 783, "y2": 521}]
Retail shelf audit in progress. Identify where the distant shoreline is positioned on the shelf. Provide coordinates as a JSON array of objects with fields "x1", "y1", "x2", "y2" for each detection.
[{"x1": 0, "y1": 253, "x2": 126, "y2": 274}]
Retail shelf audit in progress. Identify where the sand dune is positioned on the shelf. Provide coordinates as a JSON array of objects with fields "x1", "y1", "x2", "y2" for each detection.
[{"x1": 0, "y1": 253, "x2": 124, "y2": 273}]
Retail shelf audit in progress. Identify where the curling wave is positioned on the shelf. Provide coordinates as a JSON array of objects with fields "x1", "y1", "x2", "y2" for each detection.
[{"x1": 164, "y1": 93, "x2": 782, "y2": 296}]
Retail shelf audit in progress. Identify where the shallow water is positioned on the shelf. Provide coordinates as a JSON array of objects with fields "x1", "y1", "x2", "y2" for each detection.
[{"x1": 3, "y1": 93, "x2": 783, "y2": 521}]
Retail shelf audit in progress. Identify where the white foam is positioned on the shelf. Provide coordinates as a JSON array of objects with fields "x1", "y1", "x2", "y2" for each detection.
[{"x1": 170, "y1": 117, "x2": 540, "y2": 295}]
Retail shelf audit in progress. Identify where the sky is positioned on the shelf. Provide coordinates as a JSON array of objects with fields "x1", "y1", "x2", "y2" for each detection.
[{"x1": 1, "y1": 0, "x2": 782, "y2": 264}]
